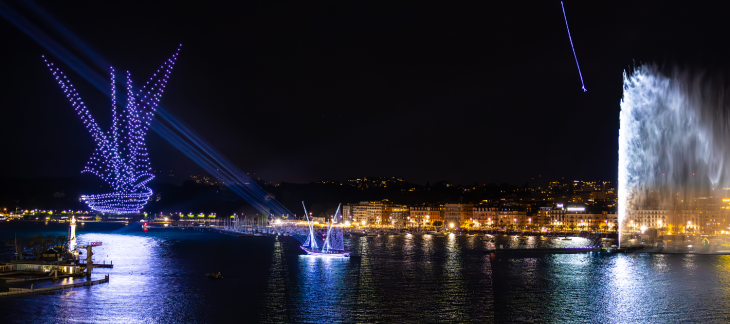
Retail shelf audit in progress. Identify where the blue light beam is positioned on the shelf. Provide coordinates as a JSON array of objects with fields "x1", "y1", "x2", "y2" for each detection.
[
  {"x1": 152, "y1": 108, "x2": 293, "y2": 217},
  {"x1": 3, "y1": 0, "x2": 293, "y2": 218},
  {"x1": 561, "y1": 1, "x2": 587, "y2": 92}
]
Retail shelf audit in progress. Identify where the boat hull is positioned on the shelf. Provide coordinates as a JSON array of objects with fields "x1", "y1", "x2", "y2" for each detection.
[{"x1": 300, "y1": 246, "x2": 350, "y2": 257}]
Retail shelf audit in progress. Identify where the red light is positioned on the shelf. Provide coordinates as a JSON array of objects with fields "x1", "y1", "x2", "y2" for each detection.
[{"x1": 143, "y1": 228, "x2": 148, "y2": 232}]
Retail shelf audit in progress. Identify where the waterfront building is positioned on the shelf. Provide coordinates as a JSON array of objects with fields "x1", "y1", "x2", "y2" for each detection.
[
  {"x1": 343, "y1": 200, "x2": 394, "y2": 226},
  {"x1": 627, "y1": 209, "x2": 669, "y2": 232},
  {"x1": 342, "y1": 200, "x2": 418, "y2": 227},
  {"x1": 409, "y1": 205, "x2": 442, "y2": 227},
  {"x1": 564, "y1": 213, "x2": 604, "y2": 230},
  {"x1": 547, "y1": 206, "x2": 566, "y2": 227},
  {"x1": 443, "y1": 203, "x2": 474, "y2": 228},
  {"x1": 496, "y1": 210, "x2": 528, "y2": 228},
  {"x1": 534, "y1": 207, "x2": 553, "y2": 227},
  {"x1": 546, "y1": 204, "x2": 609, "y2": 230},
  {"x1": 342, "y1": 205, "x2": 352, "y2": 220},
  {"x1": 623, "y1": 196, "x2": 730, "y2": 235},
  {"x1": 386, "y1": 205, "x2": 410, "y2": 227},
  {"x1": 366, "y1": 201, "x2": 385, "y2": 225},
  {"x1": 472, "y1": 207, "x2": 499, "y2": 228},
  {"x1": 332, "y1": 177, "x2": 618, "y2": 231},
  {"x1": 542, "y1": 205, "x2": 611, "y2": 230},
  {"x1": 602, "y1": 212, "x2": 619, "y2": 231},
  {"x1": 342, "y1": 202, "x2": 369, "y2": 225}
]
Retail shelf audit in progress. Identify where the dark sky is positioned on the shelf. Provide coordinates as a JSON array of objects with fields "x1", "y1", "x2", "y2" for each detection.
[{"x1": 3, "y1": 1, "x2": 730, "y2": 186}]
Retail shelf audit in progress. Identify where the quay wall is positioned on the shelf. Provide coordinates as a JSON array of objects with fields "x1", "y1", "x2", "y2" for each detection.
[{"x1": 0, "y1": 276, "x2": 109, "y2": 297}]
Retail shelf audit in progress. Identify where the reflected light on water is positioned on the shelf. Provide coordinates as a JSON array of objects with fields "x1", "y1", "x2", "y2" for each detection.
[{"x1": 4, "y1": 223, "x2": 730, "y2": 322}]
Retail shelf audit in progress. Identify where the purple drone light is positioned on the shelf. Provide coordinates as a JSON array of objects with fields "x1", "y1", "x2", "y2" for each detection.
[{"x1": 44, "y1": 46, "x2": 181, "y2": 214}]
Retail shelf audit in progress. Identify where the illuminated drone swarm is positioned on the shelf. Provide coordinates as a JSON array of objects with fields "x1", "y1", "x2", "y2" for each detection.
[{"x1": 44, "y1": 46, "x2": 181, "y2": 214}]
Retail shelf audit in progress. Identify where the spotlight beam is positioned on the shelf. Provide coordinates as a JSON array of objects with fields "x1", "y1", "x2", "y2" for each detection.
[{"x1": 2, "y1": 1, "x2": 293, "y2": 217}]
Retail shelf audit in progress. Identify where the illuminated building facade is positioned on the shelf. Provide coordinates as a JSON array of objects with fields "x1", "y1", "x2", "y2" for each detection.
[
  {"x1": 621, "y1": 194, "x2": 730, "y2": 235},
  {"x1": 386, "y1": 205, "x2": 410, "y2": 226},
  {"x1": 443, "y1": 203, "x2": 474, "y2": 228},
  {"x1": 366, "y1": 201, "x2": 385, "y2": 225},
  {"x1": 409, "y1": 205, "x2": 442, "y2": 226}
]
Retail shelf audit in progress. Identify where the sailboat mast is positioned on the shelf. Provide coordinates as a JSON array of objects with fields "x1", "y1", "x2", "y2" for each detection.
[
  {"x1": 302, "y1": 201, "x2": 318, "y2": 249},
  {"x1": 322, "y1": 204, "x2": 341, "y2": 252}
]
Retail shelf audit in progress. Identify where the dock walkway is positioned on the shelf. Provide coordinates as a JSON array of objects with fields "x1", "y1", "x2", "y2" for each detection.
[
  {"x1": 79, "y1": 261, "x2": 114, "y2": 268},
  {"x1": 0, "y1": 275, "x2": 109, "y2": 297},
  {"x1": 492, "y1": 247, "x2": 602, "y2": 255}
]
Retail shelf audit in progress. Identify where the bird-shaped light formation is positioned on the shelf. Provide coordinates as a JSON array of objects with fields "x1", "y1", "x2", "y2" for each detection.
[{"x1": 43, "y1": 46, "x2": 181, "y2": 214}]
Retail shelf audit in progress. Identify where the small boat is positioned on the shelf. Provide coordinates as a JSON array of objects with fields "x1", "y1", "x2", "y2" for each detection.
[
  {"x1": 561, "y1": 237, "x2": 572, "y2": 241},
  {"x1": 206, "y1": 272, "x2": 223, "y2": 279}
]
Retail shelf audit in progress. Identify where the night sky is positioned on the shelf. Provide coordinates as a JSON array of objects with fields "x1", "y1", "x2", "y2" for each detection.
[{"x1": 3, "y1": 1, "x2": 730, "y2": 186}]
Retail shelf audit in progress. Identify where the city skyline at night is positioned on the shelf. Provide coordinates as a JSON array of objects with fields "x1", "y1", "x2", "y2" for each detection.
[{"x1": 6, "y1": 2, "x2": 730, "y2": 323}]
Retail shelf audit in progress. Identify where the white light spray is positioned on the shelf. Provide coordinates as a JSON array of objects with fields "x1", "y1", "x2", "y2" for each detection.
[{"x1": 619, "y1": 65, "x2": 730, "y2": 246}]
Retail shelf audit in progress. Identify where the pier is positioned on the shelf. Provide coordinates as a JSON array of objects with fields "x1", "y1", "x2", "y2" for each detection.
[
  {"x1": 491, "y1": 247, "x2": 603, "y2": 255},
  {"x1": 79, "y1": 260, "x2": 114, "y2": 268},
  {"x1": 0, "y1": 275, "x2": 109, "y2": 297}
]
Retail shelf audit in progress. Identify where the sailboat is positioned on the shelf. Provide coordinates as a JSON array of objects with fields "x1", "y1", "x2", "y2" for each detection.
[{"x1": 300, "y1": 202, "x2": 350, "y2": 257}]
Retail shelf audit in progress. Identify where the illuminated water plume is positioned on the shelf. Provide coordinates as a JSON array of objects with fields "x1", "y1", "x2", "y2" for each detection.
[{"x1": 619, "y1": 65, "x2": 730, "y2": 245}]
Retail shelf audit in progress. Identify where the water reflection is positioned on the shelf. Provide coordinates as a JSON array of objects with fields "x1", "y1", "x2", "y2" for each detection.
[
  {"x1": 4, "y1": 223, "x2": 730, "y2": 322},
  {"x1": 262, "y1": 237, "x2": 288, "y2": 323},
  {"x1": 294, "y1": 255, "x2": 350, "y2": 322},
  {"x1": 50, "y1": 232, "x2": 206, "y2": 323}
]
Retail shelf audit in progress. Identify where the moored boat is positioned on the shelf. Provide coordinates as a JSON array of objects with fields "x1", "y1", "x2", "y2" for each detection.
[{"x1": 206, "y1": 272, "x2": 223, "y2": 279}]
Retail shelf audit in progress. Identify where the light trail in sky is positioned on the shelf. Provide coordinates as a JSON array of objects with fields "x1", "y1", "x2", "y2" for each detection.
[{"x1": 561, "y1": 1, "x2": 587, "y2": 92}]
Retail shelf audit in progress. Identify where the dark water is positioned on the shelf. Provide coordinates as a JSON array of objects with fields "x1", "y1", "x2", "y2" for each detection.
[{"x1": 1, "y1": 222, "x2": 730, "y2": 323}]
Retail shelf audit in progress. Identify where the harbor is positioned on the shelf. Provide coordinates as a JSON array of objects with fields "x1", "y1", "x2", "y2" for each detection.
[
  {"x1": 4, "y1": 215, "x2": 730, "y2": 322},
  {"x1": 0, "y1": 217, "x2": 115, "y2": 296},
  {"x1": 0, "y1": 275, "x2": 109, "y2": 297}
]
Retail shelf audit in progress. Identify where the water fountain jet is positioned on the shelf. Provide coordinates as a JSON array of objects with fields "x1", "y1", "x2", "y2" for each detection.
[{"x1": 619, "y1": 65, "x2": 730, "y2": 246}]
